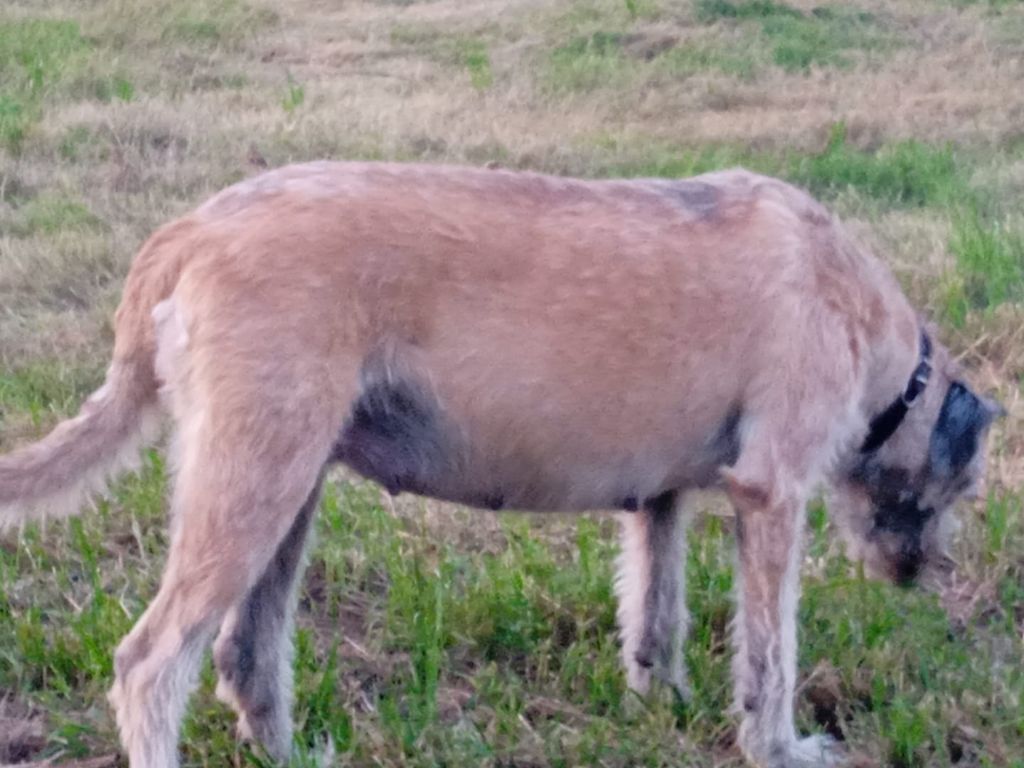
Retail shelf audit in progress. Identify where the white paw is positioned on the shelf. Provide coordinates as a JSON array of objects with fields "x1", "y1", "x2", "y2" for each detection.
[
  {"x1": 743, "y1": 734, "x2": 846, "y2": 768},
  {"x1": 793, "y1": 734, "x2": 844, "y2": 765}
]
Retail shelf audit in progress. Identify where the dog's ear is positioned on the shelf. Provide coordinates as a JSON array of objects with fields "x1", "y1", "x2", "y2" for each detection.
[{"x1": 928, "y1": 382, "x2": 998, "y2": 478}]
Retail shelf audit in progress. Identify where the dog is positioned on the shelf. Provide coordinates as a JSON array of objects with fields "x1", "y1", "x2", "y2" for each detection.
[{"x1": 0, "y1": 162, "x2": 1001, "y2": 767}]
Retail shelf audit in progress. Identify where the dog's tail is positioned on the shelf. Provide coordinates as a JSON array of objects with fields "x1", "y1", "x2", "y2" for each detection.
[{"x1": 0, "y1": 219, "x2": 195, "y2": 529}]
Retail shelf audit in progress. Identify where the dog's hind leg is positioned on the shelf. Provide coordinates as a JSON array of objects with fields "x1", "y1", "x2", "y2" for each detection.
[
  {"x1": 213, "y1": 473, "x2": 323, "y2": 761},
  {"x1": 615, "y1": 491, "x2": 691, "y2": 700},
  {"x1": 108, "y1": 396, "x2": 337, "y2": 768}
]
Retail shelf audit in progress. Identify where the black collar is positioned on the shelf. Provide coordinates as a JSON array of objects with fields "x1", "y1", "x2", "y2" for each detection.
[{"x1": 860, "y1": 331, "x2": 933, "y2": 453}]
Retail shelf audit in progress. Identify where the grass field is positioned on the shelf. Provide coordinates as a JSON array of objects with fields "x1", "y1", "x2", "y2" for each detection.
[{"x1": 1, "y1": 0, "x2": 1024, "y2": 766}]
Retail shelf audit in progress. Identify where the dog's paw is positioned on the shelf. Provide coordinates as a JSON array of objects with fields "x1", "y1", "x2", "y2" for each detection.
[
  {"x1": 743, "y1": 734, "x2": 846, "y2": 768},
  {"x1": 623, "y1": 666, "x2": 691, "y2": 718},
  {"x1": 652, "y1": 664, "x2": 691, "y2": 704},
  {"x1": 795, "y1": 735, "x2": 844, "y2": 764},
  {"x1": 779, "y1": 735, "x2": 845, "y2": 767}
]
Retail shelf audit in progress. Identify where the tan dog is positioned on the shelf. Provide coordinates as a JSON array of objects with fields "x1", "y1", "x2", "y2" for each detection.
[{"x1": 0, "y1": 163, "x2": 1000, "y2": 767}]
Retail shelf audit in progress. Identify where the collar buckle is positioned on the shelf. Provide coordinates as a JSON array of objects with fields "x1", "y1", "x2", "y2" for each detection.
[{"x1": 901, "y1": 359, "x2": 932, "y2": 409}]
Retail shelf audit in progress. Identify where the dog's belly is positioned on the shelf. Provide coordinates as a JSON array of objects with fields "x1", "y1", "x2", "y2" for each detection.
[{"x1": 331, "y1": 371, "x2": 741, "y2": 512}]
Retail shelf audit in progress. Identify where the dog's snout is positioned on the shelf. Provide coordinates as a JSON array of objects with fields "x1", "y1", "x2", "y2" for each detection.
[{"x1": 893, "y1": 541, "x2": 924, "y2": 586}]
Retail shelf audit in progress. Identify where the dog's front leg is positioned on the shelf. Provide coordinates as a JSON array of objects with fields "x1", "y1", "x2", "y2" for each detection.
[{"x1": 725, "y1": 476, "x2": 840, "y2": 768}]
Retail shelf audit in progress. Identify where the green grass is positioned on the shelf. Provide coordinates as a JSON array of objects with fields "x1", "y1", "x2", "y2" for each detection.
[
  {"x1": 696, "y1": 1, "x2": 889, "y2": 72},
  {"x1": 0, "y1": 3, "x2": 269, "y2": 152},
  {"x1": 787, "y1": 124, "x2": 962, "y2": 206},
  {"x1": 590, "y1": 124, "x2": 964, "y2": 210},
  {"x1": 386, "y1": 30, "x2": 494, "y2": 90},
  {"x1": 546, "y1": 31, "x2": 630, "y2": 92},
  {"x1": 456, "y1": 39, "x2": 493, "y2": 91},
  {"x1": 941, "y1": 209, "x2": 1024, "y2": 326},
  {"x1": 657, "y1": 43, "x2": 757, "y2": 79},
  {"x1": 4, "y1": 371, "x2": 1024, "y2": 768},
  {"x1": 696, "y1": 0, "x2": 803, "y2": 22},
  {"x1": 763, "y1": 7, "x2": 885, "y2": 72},
  {"x1": 281, "y1": 75, "x2": 305, "y2": 114},
  {"x1": 542, "y1": 0, "x2": 762, "y2": 94},
  {"x1": 56, "y1": 125, "x2": 98, "y2": 161},
  {"x1": 11, "y1": 194, "x2": 103, "y2": 236},
  {"x1": 159, "y1": 0, "x2": 277, "y2": 48},
  {"x1": 544, "y1": 29, "x2": 758, "y2": 92},
  {"x1": 0, "y1": 19, "x2": 89, "y2": 150},
  {"x1": 91, "y1": 75, "x2": 135, "y2": 104},
  {"x1": 0, "y1": 363, "x2": 103, "y2": 435},
  {"x1": 595, "y1": 142, "x2": 772, "y2": 179}
]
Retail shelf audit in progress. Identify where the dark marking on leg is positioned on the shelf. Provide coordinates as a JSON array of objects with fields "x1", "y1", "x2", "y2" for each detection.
[
  {"x1": 734, "y1": 509, "x2": 746, "y2": 548},
  {"x1": 635, "y1": 490, "x2": 681, "y2": 673},
  {"x1": 214, "y1": 475, "x2": 323, "y2": 757},
  {"x1": 743, "y1": 653, "x2": 767, "y2": 713},
  {"x1": 621, "y1": 495, "x2": 639, "y2": 512},
  {"x1": 643, "y1": 489, "x2": 676, "y2": 517}
]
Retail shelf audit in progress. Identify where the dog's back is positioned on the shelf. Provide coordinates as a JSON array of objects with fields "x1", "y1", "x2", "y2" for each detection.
[{"x1": 162, "y1": 163, "x2": 906, "y2": 511}]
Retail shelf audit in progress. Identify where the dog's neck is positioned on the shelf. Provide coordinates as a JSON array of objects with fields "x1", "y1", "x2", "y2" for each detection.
[
  {"x1": 849, "y1": 277, "x2": 923, "y2": 452},
  {"x1": 859, "y1": 331, "x2": 933, "y2": 453}
]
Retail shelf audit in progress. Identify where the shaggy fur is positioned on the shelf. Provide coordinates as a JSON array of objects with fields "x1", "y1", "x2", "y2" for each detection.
[{"x1": 0, "y1": 162, "x2": 998, "y2": 768}]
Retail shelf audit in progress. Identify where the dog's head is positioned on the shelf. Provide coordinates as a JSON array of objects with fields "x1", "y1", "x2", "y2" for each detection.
[{"x1": 830, "y1": 344, "x2": 1002, "y2": 586}]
